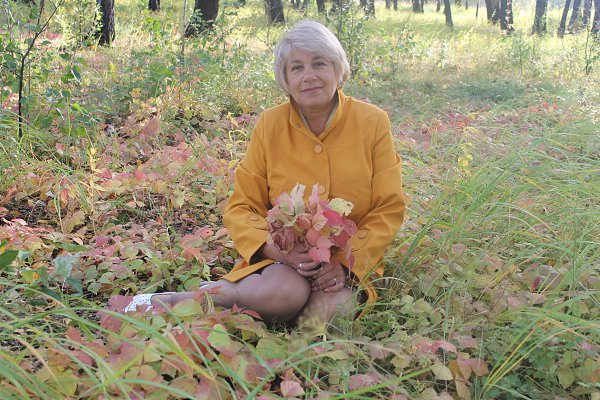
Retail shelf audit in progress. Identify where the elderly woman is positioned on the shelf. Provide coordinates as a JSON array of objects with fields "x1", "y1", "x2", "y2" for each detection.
[{"x1": 125, "y1": 20, "x2": 405, "y2": 325}]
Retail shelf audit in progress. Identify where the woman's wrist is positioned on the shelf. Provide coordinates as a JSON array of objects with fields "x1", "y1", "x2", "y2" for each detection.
[{"x1": 256, "y1": 244, "x2": 282, "y2": 263}]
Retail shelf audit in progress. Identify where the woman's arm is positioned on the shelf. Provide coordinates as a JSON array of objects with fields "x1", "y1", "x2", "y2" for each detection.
[{"x1": 334, "y1": 111, "x2": 405, "y2": 282}]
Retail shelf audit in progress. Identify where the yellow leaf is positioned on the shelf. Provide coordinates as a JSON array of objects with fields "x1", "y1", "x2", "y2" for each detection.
[
  {"x1": 455, "y1": 380, "x2": 471, "y2": 400},
  {"x1": 431, "y1": 363, "x2": 454, "y2": 380}
]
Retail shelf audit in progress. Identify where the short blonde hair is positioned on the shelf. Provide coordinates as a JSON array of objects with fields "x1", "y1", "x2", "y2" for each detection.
[{"x1": 273, "y1": 20, "x2": 351, "y2": 95}]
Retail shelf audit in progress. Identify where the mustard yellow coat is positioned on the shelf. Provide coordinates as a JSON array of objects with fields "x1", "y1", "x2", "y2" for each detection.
[{"x1": 222, "y1": 91, "x2": 405, "y2": 310}]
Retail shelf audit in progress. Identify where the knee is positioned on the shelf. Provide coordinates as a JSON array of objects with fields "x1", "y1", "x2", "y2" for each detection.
[{"x1": 259, "y1": 267, "x2": 311, "y2": 322}]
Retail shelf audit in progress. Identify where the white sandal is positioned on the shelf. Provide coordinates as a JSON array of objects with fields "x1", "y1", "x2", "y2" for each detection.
[
  {"x1": 124, "y1": 283, "x2": 214, "y2": 313},
  {"x1": 123, "y1": 292, "x2": 175, "y2": 313}
]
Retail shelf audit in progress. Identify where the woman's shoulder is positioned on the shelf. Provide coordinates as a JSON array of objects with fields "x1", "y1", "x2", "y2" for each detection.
[
  {"x1": 342, "y1": 93, "x2": 388, "y2": 118},
  {"x1": 259, "y1": 101, "x2": 292, "y2": 120}
]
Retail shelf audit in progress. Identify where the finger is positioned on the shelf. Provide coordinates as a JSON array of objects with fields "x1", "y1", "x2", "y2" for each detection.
[
  {"x1": 297, "y1": 269, "x2": 318, "y2": 278},
  {"x1": 324, "y1": 276, "x2": 345, "y2": 292},
  {"x1": 296, "y1": 261, "x2": 320, "y2": 272},
  {"x1": 311, "y1": 273, "x2": 335, "y2": 291}
]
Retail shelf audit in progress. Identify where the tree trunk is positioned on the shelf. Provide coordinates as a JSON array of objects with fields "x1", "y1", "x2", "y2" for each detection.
[
  {"x1": 582, "y1": 0, "x2": 592, "y2": 26},
  {"x1": 506, "y1": 0, "x2": 514, "y2": 31},
  {"x1": 386, "y1": 0, "x2": 396, "y2": 8},
  {"x1": 444, "y1": 0, "x2": 454, "y2": 27},
  {"x1": 316, "y1": 0, "x2": 326, "y2": 13},
  {"x1": 185, "y1": 0, "x2": 219, "y2": 37},
  {"x1": 592, "y1": 0, "x2": 600, "y2": 33},
  {"x1": 558, "y1": 0, "x2": 572, "y2": 37},
  {"x1": 148, "y1": 0, "x2": 160, "y2": 11},
  {"x1": 265, "y1": 0, "x2": 285, "y2": 23},
  {"x1": 499, "y1": 0, "x2": 514, "y2": 32},
  {"x1": 485, "y1": 0, "x2": 499, "y2": 22},
  {"x1": 567, "y1": 0, "x2": 582, "y2": 32},
  {"x1": 360, "y1": 0, "x2": 375, "y2": 14},
  {"x1": 94, "y1": 0, "x2": 115, "y2": 46},
  {"x1": 532, "y1": 0, "x2": 548, "y2": 34},
  {"x1": 437, "y1": 0, "x2": 441, "y2": 11},
  {"x1": 412, "y1": 0, "x2": 424, "y2": 12}
]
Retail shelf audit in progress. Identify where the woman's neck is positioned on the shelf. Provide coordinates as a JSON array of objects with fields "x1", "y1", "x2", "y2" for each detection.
[{"x1": 298, "y1": 94, "x2": 338, "y2": 136}]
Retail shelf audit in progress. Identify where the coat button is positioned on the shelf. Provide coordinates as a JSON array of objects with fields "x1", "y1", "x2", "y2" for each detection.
[
  {"x1": 296, "y1": 123, "x2": 302, "y2": 128},
  {"x1": 357, "y1": 231, "x2": 367, "y2": 239},
  {"x1": 249, "y1": 215, "x2": 259, "y2": 221},
  {"x1": 314, "y1": 144, "x2": 323, "y2": 153},
  {"x1": 318, "y1": 186, "x2": 326, "y2": 195}
]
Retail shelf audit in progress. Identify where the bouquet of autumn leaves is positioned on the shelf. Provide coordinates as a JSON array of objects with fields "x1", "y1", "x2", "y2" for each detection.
[{"x1": 266, "y1": 183, "x2": 357, "y2": 268}]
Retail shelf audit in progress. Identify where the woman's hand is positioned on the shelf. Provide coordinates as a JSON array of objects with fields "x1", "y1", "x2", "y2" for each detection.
[
  {"x1": 258, "y1": 243, "x2": 321, "y2": 275},
  {"x1": 309, "y1": 259, "x2": 346, "y2": 293}
]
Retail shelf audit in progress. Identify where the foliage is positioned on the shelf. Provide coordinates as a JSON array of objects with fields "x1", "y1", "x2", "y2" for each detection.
[
  {"x1": 266, "y1": 183, "x2": 357, "y2": 266},
  {"x1": 0, "y1": 0, "x2": 599, "y2": 399}
]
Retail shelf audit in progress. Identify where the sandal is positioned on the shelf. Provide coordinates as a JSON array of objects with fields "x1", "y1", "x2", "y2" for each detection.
[
  {"x1": 124, "y1": 283, "x2": 214, "y2": 313},
  {"x1": 123, "y1": 292, "x2": 176, "y2": 313}
]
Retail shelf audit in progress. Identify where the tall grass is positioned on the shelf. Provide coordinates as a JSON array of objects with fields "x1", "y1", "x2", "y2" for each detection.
[{"x1": 0, "y1": 0, "x2": 598, "y2": 398}]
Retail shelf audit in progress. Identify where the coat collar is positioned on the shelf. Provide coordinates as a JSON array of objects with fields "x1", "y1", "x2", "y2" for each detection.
[{"x1": 288, "y1": 90, "x2": 346, "y2": 139}]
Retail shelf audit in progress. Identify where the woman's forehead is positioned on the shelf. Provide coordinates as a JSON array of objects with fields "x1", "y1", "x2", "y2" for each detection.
[{"x1": 287, "y1": 49, "x2": 328, "y2": 63}]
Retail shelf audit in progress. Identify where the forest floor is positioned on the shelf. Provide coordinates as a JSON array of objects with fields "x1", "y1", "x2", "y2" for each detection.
[{"x1": 0, "y1": 0, "x2": 599, "y2": 398}]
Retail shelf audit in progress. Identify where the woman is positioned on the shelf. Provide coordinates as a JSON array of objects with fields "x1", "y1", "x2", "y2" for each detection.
[{"x1": 125, "y1": 20, "x2": 405, "y2": 325}]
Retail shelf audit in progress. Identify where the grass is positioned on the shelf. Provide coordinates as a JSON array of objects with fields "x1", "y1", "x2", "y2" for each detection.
[{"x1": 1, "y1": 0, "x2": 599, "y2": 398}]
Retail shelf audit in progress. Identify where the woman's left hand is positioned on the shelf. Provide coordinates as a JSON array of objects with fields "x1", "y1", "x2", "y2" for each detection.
[{"x1": 309, "y1": 259, "x2": 346, "y2": 293}]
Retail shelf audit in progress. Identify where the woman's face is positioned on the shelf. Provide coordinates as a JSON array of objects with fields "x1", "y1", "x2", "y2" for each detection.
[{"x1": 285, "y1": 49, "x2": 338, "y2": 113}]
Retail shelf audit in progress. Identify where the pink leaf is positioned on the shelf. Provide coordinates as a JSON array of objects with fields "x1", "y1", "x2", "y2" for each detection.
[
  {"x1": 348, "y1": 373, "x2": 380, "y2": 390},
  {"x1": 467, "y1": 358, "x2": 489, "y2": 377},
  {"x1": 280, "y1": 380, "x2": 304, "y2": 397},
  {"x1": 308, "y1": 246, "x2": 331, "y2": 263}
]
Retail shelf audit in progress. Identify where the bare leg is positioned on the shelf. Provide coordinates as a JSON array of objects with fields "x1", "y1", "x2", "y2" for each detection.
[
  {"x1": 151, "y1": 263, "x2": 311, "y2": 323},
  {"x1": 296, "y1": 287, "x2": 359, "y2": 326}
]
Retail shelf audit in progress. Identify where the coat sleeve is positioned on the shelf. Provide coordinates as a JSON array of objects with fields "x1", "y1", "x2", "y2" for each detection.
[
  {"x1": 335, "y1": 111, "x2": 405, "y2": 282},
  {"x1": 222, "y1": 116, "x2": 271, "y2": 264}
]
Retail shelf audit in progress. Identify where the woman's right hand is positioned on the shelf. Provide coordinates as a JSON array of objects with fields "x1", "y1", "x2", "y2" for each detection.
[{"x1": 258, "y1": 242, "x2": 320, "y2": 277}]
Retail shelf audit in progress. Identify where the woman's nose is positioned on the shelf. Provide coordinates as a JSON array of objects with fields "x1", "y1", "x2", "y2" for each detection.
[{"x1": 302, "y1": 69, "x2": 317, "y2": 81}]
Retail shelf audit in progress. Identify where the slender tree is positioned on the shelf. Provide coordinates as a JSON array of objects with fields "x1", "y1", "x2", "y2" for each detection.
[
  {"x1": 149, "y1": 0, "x2": 160, "y2": 11},
  {"x1": 485, "y1": 0, "x2": 500, "y2": 22},
  {"x1": 499, "y1": 0, "x2": 514, "y2": 32},
  {"x1": 582, "y1": 0, "x2": 592, "y2": 27},
  {"x1": 592, "y1": 0, "x2": 600, "y2": 33},
  {"x1": 532, "y1": 0, "x2": 548, "y2": 34},
  {"x1": 568, "y1": 0, "x2": 583, "y2": 31},
  {"x1": 444, "y1": 0, "x2": 454, "y2": 27},
  {"x1": 185, "y1": 0, "x2": 219, "y2": 37},
  {"x1": 265, "y1": 0, "x2": 285, "y2": 23},
  {"x1": 316, "y1": 0, "x2": 325, "y2": 13},
  {"x1": 94, "y1": 0, "x2": 115, "y2": 46},
  {"x1": 558, "y1": 0, "x2": 573, "y2": 37},
  {"x1": 360, "y1": 0, "x2": 375, "y2": 14},
  {"x1": 412, "y1": 0, "x2": 424, "y2": 12},
  {"x1": 385, "y1": 0, "x2": 398, "y2": 10}
]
